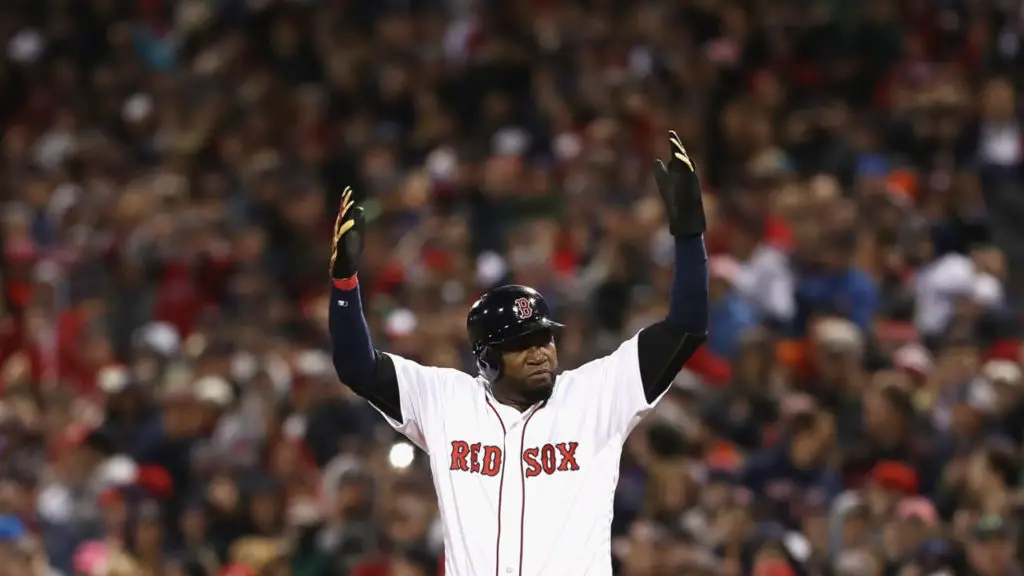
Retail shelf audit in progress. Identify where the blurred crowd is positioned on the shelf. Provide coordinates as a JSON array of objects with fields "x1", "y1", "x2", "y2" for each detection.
[{"x1": 2, "y1": 0, "x2": 1024, "y2": 575}]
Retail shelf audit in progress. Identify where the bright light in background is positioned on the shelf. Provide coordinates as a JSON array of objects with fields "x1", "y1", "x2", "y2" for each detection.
[{"x1": 388, "y1": 442, "x2": 415, "y2": 469}]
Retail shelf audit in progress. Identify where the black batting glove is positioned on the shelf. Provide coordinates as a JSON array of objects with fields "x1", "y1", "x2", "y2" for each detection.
[
  {"x1": 330, "y1": 186, "x2": 366, "y2": 280},
  {"x1": 653, "y1": 131, "x2": 706, "y2": 237}
]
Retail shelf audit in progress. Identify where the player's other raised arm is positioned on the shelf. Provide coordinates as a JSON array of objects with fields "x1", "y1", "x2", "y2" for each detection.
[
  {"x1": 327, "y1": 188, "x2": 400, "y2": 416},
  {"x1": 567, "y1": 132, "x2": 708, "y2": 437},
  {"x1": 636, "y1": 132, "x2": 709, "y2": 401},
  {"x1": 327, "y1": 187, "x2": 439, "y2": 448}
]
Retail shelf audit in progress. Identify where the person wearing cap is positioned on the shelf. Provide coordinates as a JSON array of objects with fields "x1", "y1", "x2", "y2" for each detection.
[
  {"x1": 798, "y1": 489, "x2": 833, "y2": 571},
  {"x1": 175, "y1": 494, "x2": 220, "y2": 576},
  {"x1": 127, "y1": 499, "x2": 167, "y2": 573},
  {"x1": 32, "y1": 426, "x2": 125, "y2": 572},
  {"x1": 240, "y1": 474, "x2": 286, "y2": 538},
  {"x1": 980, "y1": 359, "x2": 1024, "y2": 441},
  {"x1": 789, "y1": 208, "x2": 880, "y2": 335},
  {"x1": 194, "y1": 375, "x2": 235, "y2": 436},
  {"x1": 966, "y1": 515, "x2": 1022, "y2": 576},
  {"x1": 959, "y1": 442, "x2": 1021, "y2": 516},
  {"x1": 128, "y1": 322, "x2": 183, "y2": 388},
  {"x1": 807, "y1": 317, "x2": 867, "y2": 440},
  {"x1": 740, "y1": 409, "x2": 841, "y2": 529},
  {"x1": 713, "y1": 209, "x2": 796, "y2": 327},
  {"x1": 302, "y1": 384, "x2": 378, "y2": 468},
  {"x1": 745, "y1": 523, "x2": 810, "y2": 576},
  {"x1": 827, "y1": 494, "x2": 872, "y2": 557},
  {"x1": 884, "y1": 497, "x2": 942, "y2": 567},
  {"x1": 700, "y1": 328, "x2": 780, "y2": 451},
  {"x1": 861, "y1": 460, "x2": 923, "y2": 528},
  {"x1": 298, "y1": 465, "x2": 379, "y2": 575},
  {"x1": 95, "y1": 365, "x2": 163, "y2": 461},
  {"x1": 846, "y1": 384, "x2": 944, "y2": 494},
  {"x1": 611, "y1": 519, "x2": 667, "y2": 576}
]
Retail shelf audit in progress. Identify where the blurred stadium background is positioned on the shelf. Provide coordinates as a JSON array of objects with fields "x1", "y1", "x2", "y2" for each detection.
[{"x1": 1, "y1": 0, "x2": 1024, "y2": 575}]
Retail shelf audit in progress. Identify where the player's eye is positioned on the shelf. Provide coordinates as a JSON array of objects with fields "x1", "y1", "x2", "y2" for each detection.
[{"x1": 499, "y1": 329, "x2": 553, "y2": 352}]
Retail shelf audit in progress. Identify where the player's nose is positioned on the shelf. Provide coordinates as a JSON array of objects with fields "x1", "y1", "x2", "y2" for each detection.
[{"x1": 526, "y1": 348, "x2": 548, "y2": 364}]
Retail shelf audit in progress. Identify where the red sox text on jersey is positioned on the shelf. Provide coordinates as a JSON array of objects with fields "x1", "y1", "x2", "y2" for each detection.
[{"x1": 448, "y1": 440, "x2": 580, "y2": 476}]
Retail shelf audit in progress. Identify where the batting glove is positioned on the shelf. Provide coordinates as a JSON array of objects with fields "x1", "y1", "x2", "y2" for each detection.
[
  {"x1": 330, "y1": 186, "x2": 366, "y2": 280},
  {"x1": 653, "y1": 131, "x2": 706, "y2": 237}
]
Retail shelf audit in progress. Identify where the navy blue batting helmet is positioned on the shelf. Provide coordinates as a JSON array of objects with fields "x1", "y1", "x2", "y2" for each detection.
[{"x1": 466, "y1": 285, "x2": 563, "y2": 380}]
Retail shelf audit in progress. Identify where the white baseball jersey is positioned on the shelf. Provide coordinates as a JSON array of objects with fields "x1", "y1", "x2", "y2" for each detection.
[{"x1": 371, "y1": 331, "x2": 667, "y2": 576}]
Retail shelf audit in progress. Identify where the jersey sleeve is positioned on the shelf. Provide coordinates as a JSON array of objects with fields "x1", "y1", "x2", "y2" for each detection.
[
  {"x1": 373, "y1": 352, "x2": 459, "y2": 453},
  {"x1": 561, "y1": 331, "x2": 663, "y2": 443}
]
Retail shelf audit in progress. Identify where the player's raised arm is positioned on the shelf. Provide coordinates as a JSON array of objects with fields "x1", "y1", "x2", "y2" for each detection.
[
  {"x1": 636, "y1": 131, "x2": 710, "y2": 401},
  {"x1": 327, "y1": 187, "x2": 403, "y2": 420},
  {"x1": 328, "y1": 187, "x2": 454, "y2": 448},
  {"x1": 562, "y1": 132, "x2": 708, "y2": 439}
]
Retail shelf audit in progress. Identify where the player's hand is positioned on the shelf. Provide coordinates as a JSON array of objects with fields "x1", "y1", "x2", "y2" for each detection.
[
  {"x1": 652, "y1": 131, "x2": 706, "y2": 237},
  {"x1": 330, "y1": 186, "x2": 365, "y2": 280}
]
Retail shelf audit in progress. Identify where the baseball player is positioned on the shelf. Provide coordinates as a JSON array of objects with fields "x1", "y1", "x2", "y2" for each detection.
[{"x1": 328, "y1": 132, "x2": 708, "y2": 576}]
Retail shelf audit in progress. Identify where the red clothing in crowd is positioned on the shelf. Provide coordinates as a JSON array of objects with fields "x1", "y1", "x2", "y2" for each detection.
[{"x1": 352, "y1": 554, "x2": 445, "y2": 576}]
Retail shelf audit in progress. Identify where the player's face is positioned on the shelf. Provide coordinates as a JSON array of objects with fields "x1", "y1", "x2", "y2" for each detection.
[{"x1": 498, "y1": 329, "x2": 557, "y2": 389}]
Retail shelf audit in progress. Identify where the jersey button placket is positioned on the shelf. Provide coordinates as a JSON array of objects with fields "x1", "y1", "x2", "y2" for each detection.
[{"x1": 500, "y1": 416, "x2": 525, "y2": 576}]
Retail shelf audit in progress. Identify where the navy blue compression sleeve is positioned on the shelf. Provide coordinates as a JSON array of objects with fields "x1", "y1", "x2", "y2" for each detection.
[
  {"x1": 329, "y1": 277, "x2": 402, "y2": 421},
  {"x1": 637, "y1": 234, "x2": 709, "y2": 402},
  {"x1": 667, "y1": 234, "x2": 709, "y2": 332}
]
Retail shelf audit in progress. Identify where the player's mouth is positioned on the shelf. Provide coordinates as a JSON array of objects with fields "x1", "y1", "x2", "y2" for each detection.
[{"x1": 525, "y1": 368, "x2": 552, "y2": 383}]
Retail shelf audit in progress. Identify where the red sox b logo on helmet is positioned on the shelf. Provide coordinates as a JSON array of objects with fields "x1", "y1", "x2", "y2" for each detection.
[{"x1": 513, "y1": 297, "x2": 533, "y2": 320}]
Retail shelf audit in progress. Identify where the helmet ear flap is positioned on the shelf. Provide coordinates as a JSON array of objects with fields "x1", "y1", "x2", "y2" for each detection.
[{"x1": 476, "y1": 345, "x2": 502, "y2": 381}]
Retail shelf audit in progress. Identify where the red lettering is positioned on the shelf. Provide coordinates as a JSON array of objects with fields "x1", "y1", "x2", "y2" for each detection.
[
  {"x1": 449, "y1": 441, "x2": 469, "y2": 471},
  {"x1": 523, "y1": 448, "x2": 541, "y2": 477},
  {"x1": 521, "y1": 442, "x2": 583, "y2": 477},
  {"x1": 469, "y1": 443, "x2": 482, "y2": 473},
  {"x1": 481, "y1": 446, "x2": 502, "y2": 476},
  {"x1": 540, "y1": 444, "x2": 557, "y2": 475},
  {"x1": 450, "y1": 442, "x2": 506, "y2": 476},
  {"x1": 556, "y1": 442, "x2": 579, "y2": 471},
  {"x1": 455, "y1": 441, "x2": 583, "y2": 477}
]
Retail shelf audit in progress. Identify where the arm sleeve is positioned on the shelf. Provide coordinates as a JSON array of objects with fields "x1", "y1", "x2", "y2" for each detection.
[
  {"x1": 329, "y1": 281, "x2": 402, "y2": 421},
  {"x1": 637, "y1": 234, "x2": 709, "y2": 402},
  {"x1": 329, "y1": 280, "x2": 461, "y2": 452},
  {"x1": 563, "y1": 235, "x2": 709, "y2": 442}
]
